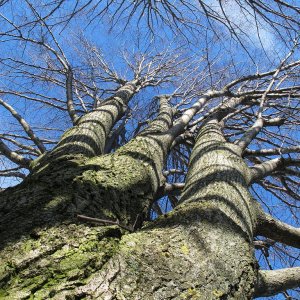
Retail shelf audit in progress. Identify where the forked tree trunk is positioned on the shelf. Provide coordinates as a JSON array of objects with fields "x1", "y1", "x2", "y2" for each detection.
[{"x1": 0, "y1": 120, "x2": 258, "y2": 299}]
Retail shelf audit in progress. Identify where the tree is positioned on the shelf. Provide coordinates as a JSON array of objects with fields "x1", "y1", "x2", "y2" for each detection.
[{"x1": 0, "y1": 1, "x2": 300, "y2": 299}]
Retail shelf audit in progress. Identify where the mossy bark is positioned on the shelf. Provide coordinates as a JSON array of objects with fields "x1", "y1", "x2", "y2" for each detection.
[{"x1": 0, "y1": 120, "x2": 259, "y2": 299}]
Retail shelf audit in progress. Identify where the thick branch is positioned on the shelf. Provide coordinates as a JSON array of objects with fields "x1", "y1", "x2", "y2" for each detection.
[
  {"x1": 169, "y1": 90, "x2": 226, "y2": 142},
  {"x1": 189, "y1": 95, "x2": 249, "y2": 129},
  {"x1": 0, "y1": 139, "x2": 31, "y2": 168},
  {"x1": 139, "y1": 95, "x2": 173, "y2": 135},
  {"x1": 45, "y1": 81, "x2": 138, "y2": 160},
  {"x1": 249, "y1": 157, "x2": 300, "y2": 183},
  {"x1": 111, "y1": 94, "x2": 175, "y2": 195},
  {"x1": 245, "y1": 145, "x2": 300, "y2": 156},
  {"x1": 235, "y1": 118, "x2": 264, "y2": 152},
  {"x1": 249, "y1": 157, "x2": 282, "y2": 183},
  {"x1": 254, "y1": 267, "x2": 300, "y2": 298},
  {"x1": 66, "y1": 68, "x2": 79, "y2": 124},
  {"x1": 256, "y1": 207, "x2": 300, "y2": 249},
  {"x1": 155, "y1": 182, "x2": 185, "y2": 199}
]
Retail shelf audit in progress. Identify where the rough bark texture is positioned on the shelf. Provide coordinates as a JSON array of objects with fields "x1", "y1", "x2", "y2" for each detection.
[
  {"x1": 31, "y1": 82, "x2": 138, "y2": 169},
  {"x1": 0, "y1": 120, "x2": 260, "y2": 299},
  {"x1": 0, "y1": 142, "x2": 164, "y2": 299}
]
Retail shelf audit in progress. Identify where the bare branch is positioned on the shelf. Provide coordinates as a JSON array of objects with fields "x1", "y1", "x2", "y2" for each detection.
[
  {"x1": 0, "y1": 139, "x2": 31, "y2": 168},
  {"x1": 77, "y1": 214, "x2": 134, "y2": 232},
  {"x1": 235, "y1": 43, "x2": 299, "y2": 152},
  {"x1": 249, "y1": 157, "x2": 300, "y2": 183},
  {"x1": 255, "y1": 207, "x2": 300, "y2": 249},
  {"x1": 66, "y1": 68, "x2": 79, "y2": 124},
  {"x1": 245, "y1": 145, "x2": 300, "y2": 156},
  {"x1": 155, "y1": 182, "x2": 185, "y2": 200},
  {"x1": 0, "y1": 168, "x2": 26, "y2": 179},
  {"x1": 168, "y1": 89, "x2": 228, "y2": 140},
  {"x1": 225, "y1": 59, "x2": 300, "y2": 91},
  {"x1": 0, "y1": 98, "x2": 46, "y2": 154},
  {"x1": 254, "y1": 267, "x2": 300, "y2": 298}
]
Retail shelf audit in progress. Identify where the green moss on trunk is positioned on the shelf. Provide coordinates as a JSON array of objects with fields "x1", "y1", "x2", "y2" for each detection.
[
  {"x1": 0, "y1": 224, "x2": 122, "y2": 299},
  {"x1": 0, "y1": 121, "x2": 259, "y2": 299}
]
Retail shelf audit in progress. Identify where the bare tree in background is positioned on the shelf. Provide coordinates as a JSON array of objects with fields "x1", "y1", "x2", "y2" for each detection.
[
  {"x1": 9, "y1": 1, "x2": 299, "y2": 50},
  {"x1": 0, "y1": 1, "x2": 300, "y2": 299}
]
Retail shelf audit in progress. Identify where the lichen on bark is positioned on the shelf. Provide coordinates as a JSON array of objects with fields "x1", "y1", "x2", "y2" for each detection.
[
  {"x1": 0, "y1": 224, "x2": 122, "y2": 299},
  {"x1": 0, "y1": 119, "x2": 260, "y2": 299}
]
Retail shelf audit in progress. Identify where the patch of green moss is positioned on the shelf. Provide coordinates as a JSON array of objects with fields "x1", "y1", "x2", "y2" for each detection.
[
  {"x1": 0, "y1": 289, "x2": 9, "y2": 297},
  {"x1": 59, "y1": 252, "x2": 90, "y2": 272},
  {"x1": 0, "y1": 223, "x2": 122, "y2": 299},
  {"x1": 44, "y1": 195, "x2": 69, "y2": 210}
]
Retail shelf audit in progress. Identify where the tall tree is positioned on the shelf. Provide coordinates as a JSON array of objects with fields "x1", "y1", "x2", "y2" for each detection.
[{"x1": 0, "y1": 1, "x2": 300, "y2": 299}]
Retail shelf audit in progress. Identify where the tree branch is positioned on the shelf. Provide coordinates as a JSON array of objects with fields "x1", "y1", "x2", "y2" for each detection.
[
  {"x1": 235, "y1": 43, "x2": 299, "y2": 152},
  {"x1": 249, "y1": 157, "x2": 300, "y2": 183},
  {"x1": 66, "y1": 68, "x2": 79, "y2": 124},
  {"x1": 244, "y1": 145, "x2": 300, "y2": 156},
  {"x1": 0, "y1": 97, "x2": 46, "y2": 153},
  {"x1": 0, "y1": 139, "x2": 31, "y2": 168},
  {"x1": 235, "y1": 117, "x2": 264, "y2": 151},
  {"x1": 254, "y1": 267, "x2": 300, "y2": 298},
  {"x1": 249, "y1": 157, "x2": 283, "y2": 183},
  {"x1": 139, "y1": 95, "x2": 173, "y2": 135},
  {"x1": 225, "y1": 59, "x2": 300, "y2": 90},
  {"x1": 0, "y1": 170, "x2": 26, "y2": 179},
  {"x1": 168, "y1": 89, "x2": 227, "y2": 140},
  {"x1": 77, "y1": 214, "x2": 134, "y2": 232},
  {"x1": 255, "y1": 207, "x2": 300, "y2": 249},
  {"x1": 155, "y1": 182, "x2": 185, "y2": 199}
]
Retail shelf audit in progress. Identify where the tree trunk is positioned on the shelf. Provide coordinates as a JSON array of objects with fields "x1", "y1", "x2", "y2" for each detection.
[{"x1": 0, "y1": 121, "x2": 259, "y2": 299}]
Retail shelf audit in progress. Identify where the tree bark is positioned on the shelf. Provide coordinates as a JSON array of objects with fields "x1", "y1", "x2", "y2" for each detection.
[
  {"x1": 254, "y1": 268, "x2": 300, "y2": 298},
  {"x1": 0, "y1": 120, "x2": 260, "y2": 299},
  {"x1": 31, "y1": 82, "x2": 138, "y2": 171}
]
